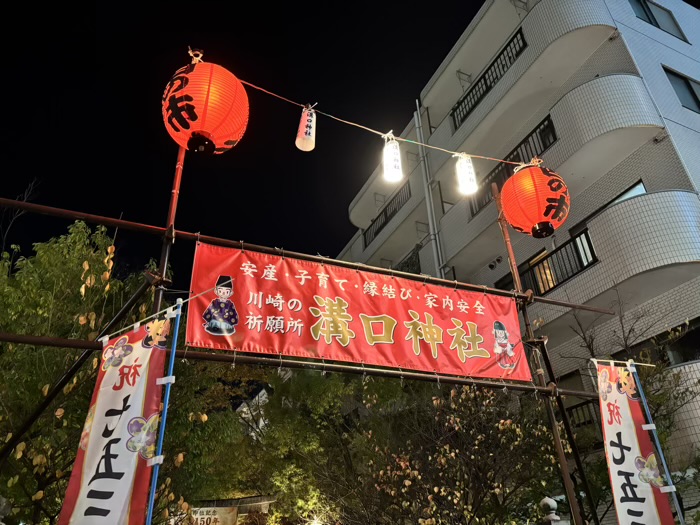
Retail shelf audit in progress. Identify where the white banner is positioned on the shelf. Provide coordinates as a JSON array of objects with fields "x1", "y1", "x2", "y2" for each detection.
[
  {"x1": 596, "y1": 362, "x2": 674, "y2": 525},
  {"x1": 59, "y1": 322, "x2": 168, "y2": 524}
]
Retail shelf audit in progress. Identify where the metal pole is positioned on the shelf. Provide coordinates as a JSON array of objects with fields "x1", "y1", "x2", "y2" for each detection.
[
  {"x1": 145, "y1": 299, "x2": 183, "y2": 524},
  {"x1": 414, "y1": 100, "x2": 446, "y2": 278},
  {"x1": 537, "y1": 337, "x2": 601, "y2": 525},
  {"x1": 0, "y1": 196, "x2": 616, "y2": 317},
  {"x1": 0, "y1": 273, "x2": 157, "y2": 464},
  {"x1": 0, "y1": 332, "x2": 600, "y2": 400},
  {"x1": 627, "y1": 360, "x2": 685, "y2": 524},
  {"x1": 153, "y1": 146, "x2": 186, "y2": 312},
  {"x1": 492, "y1": 183, "x2": 584, "y2": 525}
]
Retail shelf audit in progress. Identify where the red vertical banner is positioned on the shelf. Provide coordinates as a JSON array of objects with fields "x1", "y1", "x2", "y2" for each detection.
[
  {"x1": 59, "y1": 320, "x2": 170, "y2": 525},
  {"x1": 596, "y1": 362, "x2": 675, "y2": 525},
  {"x1": 186, "y1": 243, "x2": 532, "y2": 382}
]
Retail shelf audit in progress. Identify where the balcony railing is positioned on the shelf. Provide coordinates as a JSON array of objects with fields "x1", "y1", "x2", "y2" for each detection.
[
  {"x1": 450, "y1": 28, "x2": 527, "y2": 131},
  {"x1": 565, "y1": 400, "x2": 604, "y2": 448},
  {"x1": 394, "y1": 243, "x2": 422, "y2": 275},
  {"x1": 471, "y1": 115, "x2": 557, "y2": 216},
  {"x1": 363, "y1": 181, "x2": 412, "y2": 248},
  {"x1": 497, "y1": 230, "x2": 597, "y2": 296}
]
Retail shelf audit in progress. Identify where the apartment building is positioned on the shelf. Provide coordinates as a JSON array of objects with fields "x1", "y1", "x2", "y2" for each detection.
[{"x1": 338, "y1": 0, "x2": 700, "y2": 519}]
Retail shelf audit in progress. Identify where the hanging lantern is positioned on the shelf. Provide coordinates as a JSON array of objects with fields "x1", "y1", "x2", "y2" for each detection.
[
  {"x1": 500, "y1": 159, "x2": 570, "y2": 238},
  {"x1": 382, "y1": 132, "x2": 403, "y2": 183},
  {"x1": 295, "y1": 105, "x2": 316, "y2": 152},
  {"x1": 454, "y1": 153, "x2": 478, "y2": 195},
  {"x1": 162, "y1": 50, "x2": 249, "y2": 155}
]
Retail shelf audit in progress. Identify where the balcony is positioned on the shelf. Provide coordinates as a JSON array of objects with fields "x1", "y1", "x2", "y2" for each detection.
[
  {"x1": 425, "y1": 0, "x2": 617, "y2": 186},
  {"x1": 439, "y1": 74, "x2": 664, "y2": 277},
  {"x1": 497, "y1": 230, "x2": 597, "y2": 296},
  {"x1": 450, "y1": 28, "x2": 527, "y2": 131},
  {"x1": 529, "y1": 191, "x2": 700, "y2": 348},
  {"x1": 363, "y1": 180, "x2": 412, "y2": 248}
]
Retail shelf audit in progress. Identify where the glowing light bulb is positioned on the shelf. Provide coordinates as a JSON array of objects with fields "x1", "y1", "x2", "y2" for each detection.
[
  {"x1": 382, "y1": 132, "x2": 403, "y2": 183},
  {"x1": 455, "y1": 153, "x2": 478, "y2": 195}
]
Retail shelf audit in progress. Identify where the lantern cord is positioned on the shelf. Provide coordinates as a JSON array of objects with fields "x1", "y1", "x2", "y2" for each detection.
[
  {"x1": 239, "y1": 79, "x2": 311, "y2": 112},
  {"x1": 188, "y1": 46, "x2": 204, "y2": 64},
  {"x1": 237, "y1": 78, "x2": 525, "y2": 167}
]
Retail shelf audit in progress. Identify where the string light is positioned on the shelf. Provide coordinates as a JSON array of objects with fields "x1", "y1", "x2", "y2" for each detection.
[
  {"x1": 382, "y1": 132, "x2": 403, "y2": 183},
  {"x1": 237, "y1": 78, "x2": 527, "y2": 187},
  {"x1": 454, "y1": 153, "x2": 478, "y2": 195}
]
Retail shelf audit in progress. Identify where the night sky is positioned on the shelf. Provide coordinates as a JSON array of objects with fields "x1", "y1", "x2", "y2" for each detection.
[{"x1": 5, "y1": 3, "x2": 484, "y2": 291}]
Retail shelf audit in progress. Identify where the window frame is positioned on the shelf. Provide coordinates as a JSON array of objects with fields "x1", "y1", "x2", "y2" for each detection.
[
  {"x1": 628, "y1": 0, "x2": 688, "y2": 42},
  {"x1": 664, "y1": 67, "x2": 700, "y2": 114}
]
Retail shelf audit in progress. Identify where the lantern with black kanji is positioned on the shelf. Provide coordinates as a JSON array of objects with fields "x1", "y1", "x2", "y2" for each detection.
[
  {"x1": 162, "y1": 51, "x2": 249, "y2": 155},
  {"x1": 500, "y1": 160, "x2": 570, "y2": 238}
]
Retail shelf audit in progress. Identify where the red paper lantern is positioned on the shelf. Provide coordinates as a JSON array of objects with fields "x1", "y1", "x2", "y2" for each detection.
[
  {"x1": 162, "y1": 60, "x2": 249, "y2": 155},
  {"x1": 500, "y1": 163, "x2": 570, "y2": 238}
]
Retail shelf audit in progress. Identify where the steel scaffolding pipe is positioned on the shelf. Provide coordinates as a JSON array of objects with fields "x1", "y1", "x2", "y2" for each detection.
[
  {"x1": 0, "y1": 196, "x2": 614, "y2": 317},
  {"x1": 0, "y1": 331, "x2": 598, "y2": 401}
]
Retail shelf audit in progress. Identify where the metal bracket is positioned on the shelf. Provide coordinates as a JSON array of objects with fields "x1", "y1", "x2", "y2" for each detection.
[{"x1": 456, "y1": 69, "x2": 473, "y2": 92}]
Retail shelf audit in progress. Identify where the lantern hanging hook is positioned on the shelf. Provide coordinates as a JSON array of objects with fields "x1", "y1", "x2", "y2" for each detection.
[
  {"x1": 188, "y1": 47, "x2": 204, "y2": 64},
  {"x1": 513, "y1": 156, "x2": 543, "y2": 173}
]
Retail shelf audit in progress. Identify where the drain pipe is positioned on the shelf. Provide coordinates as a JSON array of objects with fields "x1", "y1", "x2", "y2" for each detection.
[{"x1": 413, "y1": 99, "x2": 446, "y2": 278}]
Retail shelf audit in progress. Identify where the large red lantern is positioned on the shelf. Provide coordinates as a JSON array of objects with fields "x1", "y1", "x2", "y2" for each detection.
[
  {"x1": 500, "y1": 161, "x2": 570, "y2": 238},
  {"x1": 162, "y1": 53, "x2": 249, "y2": 155}
]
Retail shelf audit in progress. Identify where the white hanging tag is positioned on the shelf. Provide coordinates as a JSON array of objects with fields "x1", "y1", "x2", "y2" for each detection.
[
  {"x1": 642, "y1": 423, "x2": 656, "y2": 430},
  {"x1": 156, "y1": 376, "x2": 176, "y2": 385},
  {"x1": 295, "y1": 106, "x2": 316, "y2": 152}
]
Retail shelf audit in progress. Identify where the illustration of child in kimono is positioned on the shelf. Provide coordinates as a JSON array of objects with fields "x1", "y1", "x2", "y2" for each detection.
[{"x1": 202, "y1": 275, "x2": 239, "y2": 336}]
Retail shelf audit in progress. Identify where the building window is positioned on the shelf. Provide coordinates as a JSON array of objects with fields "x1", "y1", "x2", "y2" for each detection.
[
  {"x1": 664, "y1": 68, "x2": 700, "y2": 113},
  {"x1": 628, "y1": 0, "x2": 687, "y2": 41}
]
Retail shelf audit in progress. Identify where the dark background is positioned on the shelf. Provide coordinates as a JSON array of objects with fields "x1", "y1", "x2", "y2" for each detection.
[{"x1": 4, "y1": 3, "x2": 484, "y2": 291}]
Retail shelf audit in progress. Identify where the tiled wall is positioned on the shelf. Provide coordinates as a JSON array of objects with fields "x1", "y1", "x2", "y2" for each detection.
[
  {"x1": 543, "y1": 275, "x2": 700, "y2": 378},
  {"x1": 666, "y1": 361, "x2": 700, "y2": 470},
  {"x1": 608, "y1": 0, "x2": 700, "y2": 190}
]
